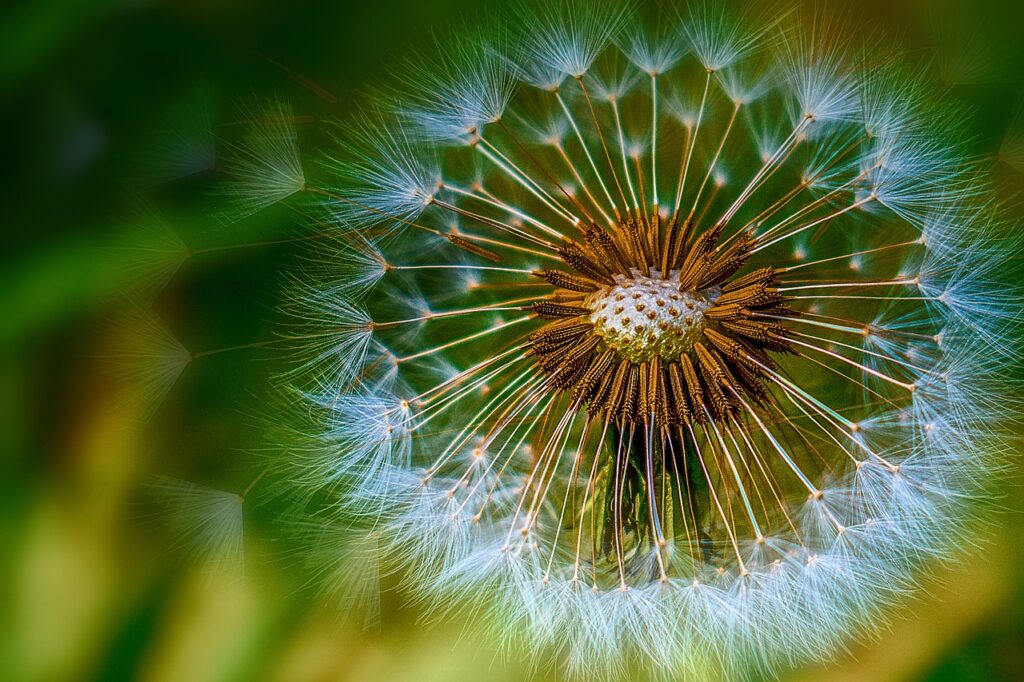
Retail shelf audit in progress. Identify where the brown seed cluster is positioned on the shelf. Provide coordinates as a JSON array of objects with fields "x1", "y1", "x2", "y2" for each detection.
[{"x1": 526, "y1": 217, "x2": 796, "y2": 430}]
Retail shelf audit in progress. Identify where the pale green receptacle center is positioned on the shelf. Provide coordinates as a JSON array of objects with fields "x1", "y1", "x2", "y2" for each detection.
[{"x1": 586, "y1": 269, "x2": 716, "y2": 363}]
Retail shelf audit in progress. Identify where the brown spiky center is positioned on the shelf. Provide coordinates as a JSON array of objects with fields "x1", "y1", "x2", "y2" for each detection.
[{"x1": 527, "y1": 217, "x2": 795, "y2": 430}]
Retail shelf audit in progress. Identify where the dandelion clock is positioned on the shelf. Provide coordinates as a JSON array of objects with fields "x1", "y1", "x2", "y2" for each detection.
[{"x1": 224, "y1": 2, "x2": 1023, "y2": 678}]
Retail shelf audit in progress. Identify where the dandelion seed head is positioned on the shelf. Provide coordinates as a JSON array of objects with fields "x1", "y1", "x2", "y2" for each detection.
[{"x1": 265, "y1": 2, "x2": 1023, "y2": 678}]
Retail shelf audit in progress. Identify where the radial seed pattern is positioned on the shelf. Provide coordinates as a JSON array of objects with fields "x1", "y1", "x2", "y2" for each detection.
[{"x1": 263, "y1": 3, "x2": 1021, "y2": 678}]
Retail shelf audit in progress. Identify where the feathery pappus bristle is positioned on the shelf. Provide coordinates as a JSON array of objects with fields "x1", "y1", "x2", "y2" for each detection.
[
  {"x1": 105, "y1": 306, "x2": 192, "y2": 424},
  {"x1": 216, "y1": 98, "x2": 306, "y2": 223},
  {"x1": 151, "y1": 476, "x2": 246, "y2": 576}
]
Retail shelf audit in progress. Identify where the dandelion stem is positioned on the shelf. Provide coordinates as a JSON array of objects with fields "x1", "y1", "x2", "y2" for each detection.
[
  {"x1": 240, "y1": 469, "x2": 267, "y2": 499},
  {"x1": 788, "y1": 337, "x2": 917, "y2": 391},
  {"x1": 476, "y1": 138, "x2": 581, "y2": 229},
  {"x1": 391, "y1": 264, "x2": 534, "y2": 275},
  {"x1": 687, "y1": 422, "x2": 748, "y2": 572},
  {"x1": 689, "y1": 101, "x2": 741, "y2": 221},
  {"x1": 432, "y1": 198, "x2": 558, "y2": 249},
  {"x1": 650, "y1": 73, "x2": 659, "y2": 210},
  {"x1": 555, "y1": 90, "x2": 620, "y2": 221},
  {"x1": 779, "y1": 239, "x2": 923, "y2": 272},
  {"x1": 443, "y1": 184, "x2": 564, "y2": 241},
  {"x1": 752, "y1": 196, "x2": 874, "y2": 253},
  {"x1": 395, "y1": 317, "x2": 531, "y2": 364},
  {"x1": 719, "y1": 116, "x2": 812, "y2": 227},
  {"x1": 553, "y1": 141, "x2": 614, "y2": 224},
  {"x1": 611, "y1": 99, "x2": 640, "y2": 212},
  {"x1": 576, "y1": 76, "x2": 631, "y2": 221},
  {"x1": 672, "y1": 71, "x2": 712, "y2": 223}
]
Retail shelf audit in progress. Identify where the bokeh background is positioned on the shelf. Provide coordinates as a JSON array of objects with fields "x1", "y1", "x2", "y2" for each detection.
[{"x1": 2, "y1": 0, "x2": 1023, "y2": 680}]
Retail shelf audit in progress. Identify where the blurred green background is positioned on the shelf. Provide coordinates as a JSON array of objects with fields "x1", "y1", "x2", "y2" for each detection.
[{"x1": 2, "y1": 0, "x2": 1023, "y2": 680}]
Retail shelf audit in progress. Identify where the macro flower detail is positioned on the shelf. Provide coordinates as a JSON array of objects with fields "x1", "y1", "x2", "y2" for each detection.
[
  {"x1": 529, "y1": 223, "x2": 790, "y2": 427},
  {"x1": 249, "y1": 3, "x2": 1023, "y2": 678}
]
